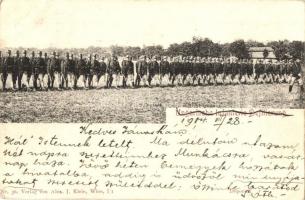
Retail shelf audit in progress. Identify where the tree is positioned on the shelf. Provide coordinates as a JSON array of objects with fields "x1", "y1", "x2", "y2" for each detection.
[
  {"x1": 124, "y1": 46, "x2": 142, "y2": 59},
  {"x1": 267, "y1": 40, "x2": 290, "y2": 60},
  {"x1": 181, "y1": 42, "x2": 194, "y2": 56},
  {"x1": 229, "y1": 39, "x2": 249, "y2": 59},
  {"x1": 142, "y1": 45, "x2": 164, "y2": 58},
  {"x1": 263, "y1": 48, "x2": 269, "y2": 59},
  {"x1": 288, "y1": 41, "x2": 304, "y2": 60},
  {"x1": 246, "y1": 40, "x2": 265, "y2": 48},
  {"x1": 166, "y1": 43, "x2": 181, "y2": 56},
  {"x1": 220, "y1": 43, "x2": 231, "y2": 57},
  {"x1": 110, "y1": 45, "x2": 124, "y2": 56},
  {"x1": 192, "y1": 37, "x2": 214, "y2": 57}
]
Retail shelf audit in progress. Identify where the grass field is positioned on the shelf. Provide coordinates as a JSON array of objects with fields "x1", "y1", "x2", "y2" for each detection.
[{"x1": 0, "y1": 84, "x2": 303, "y2": 123}]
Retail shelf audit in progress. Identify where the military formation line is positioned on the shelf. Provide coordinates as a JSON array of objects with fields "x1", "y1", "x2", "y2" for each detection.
[{"x1": 0, "y1": 50, "x2": 303, "y2": 92}]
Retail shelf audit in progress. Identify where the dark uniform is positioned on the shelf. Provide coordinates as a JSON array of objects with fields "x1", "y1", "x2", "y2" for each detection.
[
  {"x1": 246, "y1": 60, "x2": 254, "y2": 84},
  {"x1": 272, "y1": 61, "x2": 280, "y2": 83},
  {"x1": 106, "y1": 55, "x2": 121, "y2": 88},
  {"x1": 149, "y1": 57, "x2": 159, "y2": 86},
  {"x1": 85, "y1": 55, "x2": 92, "y2": 89},
  {"x1": 279, "y1": 61, "x2": 287, "y2": 83},
  {"x1": 240, "y1": 60, "x2": 247, "y2": 84},
  {"x1": 91, "y1": 54, "x2": 100, "y2": 88},
  {"x1": 121, "y1": 55, "x2": 134, "y2": 87},
  {"x1": 34, "y1": 51, "x2": 46, "y2": 90},
  {"x1": 69, "y1": 54, "x2": 77, "y2": 89},
  {"x1": 14, "y1": 51, "x2": 23, "y2": 90},
  {"x1": 75, "y1": 54, "x2": 87, "y2": 88},
  {"x1": 4, "y1": 50, "x2": 15, "y2": 90},
  {"x1": 223, "y1": 60, "x2": 232, "y2": 85},
  {"x1": 254, "y1": 60, "x2": 265, "y2": 83},
  {"x1": 289, "y1": 60, "x2": 303, "y2": 92},
  {"x1": 135, "y1": 56, "x2": 147, "y2": 87},
  {"x1": 169, "y1": 57, "x2": 177, "y2": 85},
  {"x1": 159, "y1": 57, "x2": 170, "y2": 86},
  {"x1": 47, "y1": 52, "x2": 59, "y2": 89},
  {"x1": 215, "y1": 59, "x2": 224, "y2": 84}
]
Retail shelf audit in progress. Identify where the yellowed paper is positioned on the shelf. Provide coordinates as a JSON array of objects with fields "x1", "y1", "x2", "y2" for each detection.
[{"x1": 0, "y1": 108, "x2": 303, "y2": 199}]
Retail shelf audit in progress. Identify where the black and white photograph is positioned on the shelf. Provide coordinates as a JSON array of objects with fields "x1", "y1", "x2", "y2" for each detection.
[
  {"x1": 0, "y1": 1, "x2": 304, "y2": 200},
  {"x1": 0, "y1": 0, "x2": 304, "y2": 123}
]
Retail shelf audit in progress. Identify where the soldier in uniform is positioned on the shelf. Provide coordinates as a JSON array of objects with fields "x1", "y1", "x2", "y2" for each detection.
[
  {"x1": 264, "y1": 59, "x2": 273, "y2": 83},
  {"x1": 192, "y1": 57, "x2": 199, "y2": 85},
  {"x1": 215, "y1": 58, "x2": 224, "y2": 85},
  {"x1": 97, "y1": 56, "x2": 107, "y2": 88},
  {"x1": 180, "y1": 57, "x2": 186, "y2": 85},
  {"x1": 121, "y1": 55, "x2": 134, "y2": 88},
  {"x1": 149, "y1": 56, "x2": 159, "y2": 87},
  {"x1": 240, "y1": 59, "x2": 247, "y2": 84},
  {"x1": 254, "y1": 59, "x2": 263, "y2": 84},
  {"x1": 231, "y1": 59, "x2": 240, "y2": 85},
  {"x1": 208, "y1": 58, "x2": 216, "y2": 85},
  {"x1": 75, "y1": 54, "x2": 87, "y2": 88},
  {"x1": 85, "y1": 54, "x2": 92, "y2": 89},
  {"x1": 159, "y1": 56, "x2": 170, "y2": 86},
  {"x1": 34, "y1": 51, "x2": 45, "y2": 90},
  {"x1": 4, "y1": 50, "x2": 15, "y2": 90},
  {"x1": 223, "y1": 58, "x2": 232, "y2": 85},
  {"x1": 37, "y1": 51, "x2": 47, "y2": 90},
  {"x1": 272, "y1": 60, "x2": 280, "y2": 83},
  {"x1": 279, "y1": 60, "x2": 287, "y2": 83},
  {"x1": 289, "y1": 59, "x2": 303, "y2": 93},
  {"x1": 60, "y1": 53, "x2": 69, "y2": 89},
  {"x1": 91, "y1": 54, "x2": 100, "y2": 88},
  {"x1": 135, "y1": 55, "x2": 146, "y2": 87},
  {"x1": 246, "y1": 59, "x2": 254, "y2": 84},
  {"x1": 200, "y1": 57, "x2": 207, "y2": 85},
  {"x1": 66, "y1": 54, "x2": 76, "y2": 89},
  {"x1": 106, "y1": 55, "x2": 121, "y2": 88},
  {"x1": 169, "y1": 56, "x2": 177, "y2": 86},
  {"x1": 14, "y1": 50, "x2": 23, "y2": 90},
  {"x1": 185, "y1": 57, "x2": 192, "y2": 85},
  {"x1": 47, "y1": 52, "x2": 55, "y2": 89},
  {"x1": 29, "y1": 51, "x2": 36, "y2": 89},
  {"x1": 41, "y1": 53, "x2": 49, "y2": 90},
  {"x1": 286, "y1": 60, "x2": 293, "y2": 84}
]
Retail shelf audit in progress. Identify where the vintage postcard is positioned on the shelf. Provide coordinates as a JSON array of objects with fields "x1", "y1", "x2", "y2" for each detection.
[{"x1": 0, "y1": 0, "x2": 304, "y2": 199}]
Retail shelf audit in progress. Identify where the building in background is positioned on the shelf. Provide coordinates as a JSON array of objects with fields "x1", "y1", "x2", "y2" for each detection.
[{"x1": 248, "y1": 47, "x2": 276, "y2": 63}]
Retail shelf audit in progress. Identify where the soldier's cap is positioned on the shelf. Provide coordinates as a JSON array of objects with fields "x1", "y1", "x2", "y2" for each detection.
[
  {"x1": 44, "y1": 52, "x2": 47, "y2": 56},
  {"x1": 23, "y1": 50, "x2": 27, "y2": 54},
  {"x1": 39, "y1": 51, "x2": 42, "y2": 55},
  {"x1": 53, "y1": 51, "x2": 56, "y2": 55},
  {"x1": 16, "y1": 50, "x2": 20, "y2": 54},
  {"x1": 8, "y1": 50, "x2": 11, "y2": 53}
]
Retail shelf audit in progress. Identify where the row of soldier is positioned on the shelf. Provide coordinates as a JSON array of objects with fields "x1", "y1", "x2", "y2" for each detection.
[{"x1": 0, "y1": 50, "x2": 302, "y2": 91}]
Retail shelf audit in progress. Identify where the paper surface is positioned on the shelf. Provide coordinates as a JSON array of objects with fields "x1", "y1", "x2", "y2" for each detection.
[{"x1": 0, "y1": 108, "x2": 303, "y2": 200}]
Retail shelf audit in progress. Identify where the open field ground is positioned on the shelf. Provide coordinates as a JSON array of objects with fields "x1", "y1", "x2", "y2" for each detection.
[{"x1": 0, "y1": 84, "x2": 303, "y2": 123}]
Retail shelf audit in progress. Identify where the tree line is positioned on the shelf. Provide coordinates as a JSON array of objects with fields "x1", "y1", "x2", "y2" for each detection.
[{"x1": 0, "y1": 37, "x2": 304, "y2": 60}]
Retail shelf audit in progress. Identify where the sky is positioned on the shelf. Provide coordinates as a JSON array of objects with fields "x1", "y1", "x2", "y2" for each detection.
[{"x1": 0, "y1": 0, "x2": 304, "y2": 48}]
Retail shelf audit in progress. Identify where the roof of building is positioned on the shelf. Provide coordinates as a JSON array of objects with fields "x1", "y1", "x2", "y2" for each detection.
[
  {"x1": 250, "y1": 51, "x2": 276, "y2": 59},
  {"x1": 248, "y1": 47, "x2": 274, "y2": 52}
]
